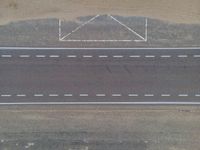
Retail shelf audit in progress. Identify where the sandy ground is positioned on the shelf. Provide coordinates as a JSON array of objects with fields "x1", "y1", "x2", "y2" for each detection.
[
  {"x1": 0, "y1": 0, "x2": 200, "y2": 25},
  {"x1": 0, "y1": 106, "x2": 199, "y2": 149}
]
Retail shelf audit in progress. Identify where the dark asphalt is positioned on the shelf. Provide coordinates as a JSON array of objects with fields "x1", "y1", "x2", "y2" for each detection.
[{"x1": 0, "y1": 48, "x2": 200, "y2": 104}]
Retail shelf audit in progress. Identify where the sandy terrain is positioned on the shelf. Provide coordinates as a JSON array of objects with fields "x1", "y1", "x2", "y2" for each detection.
[
  {"x1": 0, "y1": 106, "x2": 199, "y2": 149},
  {"x1": 0, "y1": 0, "x2": 200, "y2": 25}
]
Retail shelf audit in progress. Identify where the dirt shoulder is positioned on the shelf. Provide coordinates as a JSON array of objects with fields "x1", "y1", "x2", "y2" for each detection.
[
  {"x1": 0, "y1": 105, "x2": 199, "y2": 150},
  {"x1": 0, "y1": 0, "x2": 200, "y2": 25}
]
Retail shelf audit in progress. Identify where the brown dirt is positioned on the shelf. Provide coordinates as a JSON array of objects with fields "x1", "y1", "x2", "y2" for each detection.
[{"x1": 0, "y1": 0, "x2": 200, "y2": 25}]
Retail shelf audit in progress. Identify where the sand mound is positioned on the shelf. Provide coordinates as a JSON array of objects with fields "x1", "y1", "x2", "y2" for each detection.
[{"x1": 0, "y1": 0, "x2": 200, "y2": 25}]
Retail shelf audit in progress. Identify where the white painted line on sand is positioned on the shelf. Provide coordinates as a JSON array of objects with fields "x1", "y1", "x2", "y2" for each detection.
[
  {"x1": 60, "y1": 15, "x2": 100, "y2": 41},
  {"x1": 108, "y1": 15, "x2": 145, "y2": 40}
]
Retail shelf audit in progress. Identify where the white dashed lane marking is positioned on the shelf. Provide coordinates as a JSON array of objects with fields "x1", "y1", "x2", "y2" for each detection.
[
  {"x1": 64, "y1": 94, "x2": 73, "y2": 97},
  {"x1": 49, "y1": 94, "x2": 59, "y2": 97},
  {"x1": 160, "y1": 55, "x2": 171, "y2": 58},
  {"x1": 16, "y1": 94, "x2": 26, "y2": 97},
  {"x1": 49, "y1": 55, "x2": 60, "y2": 58},
  {"x1": 96, "y1": 94, "x2": 106, "y2": 97},
  {"x1": 112, "y1": 94, "x2": 122, "y2": 97},
  {"x1": 129, "y1": 55, "x2": 141, "y2": 58},
  {"x1": 113, "y1": 55, "x2": 124, "y2": 58},
  {"x1": 1, "y1": 94, "x2": 12, "y2": 97},
  {"x1": 193, "y1": 55, "x2": 200, "y2": 58},
  {"x1": 0, "y1": 93, "x2": 200, "y2": 98},
  {"x1": 178, "y1": 55, "x2": 188, "y2": 58},
  {"x1": 128, "y1": 94, "x2": 139, "y2": 97},
  {"x1": 34, "y1": 94, "x2": 44, "y2": 97},
  {"x1": 36, "y1": 55, "x2": 46, "y2": 58},
  {"x1": 98, "y1": 55, "x2": 108, "y2": 58},
  {"x1": 67, "y1": 55, "x2": 77, "y2": 58},
  {"x1": 83, "y1": 55, "x2": 93, "y2": 58},
  {"x1": 80, "y1": 94, "x2": 89, "y2": 97},
  {"x1": 1, "y1": 54, "x2": 200, "y2": 59},
  {"x1": 1, "y1": 55, "x2": 12, "y2": 58},
  {"x1": 178, "y1": 94, "x2": 188, "y2": 97},
  {"x1": 145, "y1": 55, "x2": 155, "y2": 58},
  {"x1": 144, "y1": 94, "x2": 154, "y2": 97},
  {"x1": 19, "y1": 55, "x2": 30, "y2": 58},
  {"x1": 161, "y1": 94, "x2": 171, "y2": 97}
]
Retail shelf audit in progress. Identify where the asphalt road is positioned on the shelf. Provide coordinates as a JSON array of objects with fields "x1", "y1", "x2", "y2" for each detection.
[{"x1": 0, "y1": 47, "x2": 200, "y2": 104}]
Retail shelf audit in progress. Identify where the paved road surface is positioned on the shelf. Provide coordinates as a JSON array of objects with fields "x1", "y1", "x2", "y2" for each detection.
[{"x1": 0, "y1": 47, "x2": 200, "y2": 104}]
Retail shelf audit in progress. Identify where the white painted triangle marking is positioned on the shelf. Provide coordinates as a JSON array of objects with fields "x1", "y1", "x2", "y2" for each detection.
[{"x1": 59, "y1": 14, "x2": 147, "y2": 42}]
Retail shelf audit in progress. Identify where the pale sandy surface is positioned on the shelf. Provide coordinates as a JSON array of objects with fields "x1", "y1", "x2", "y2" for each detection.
[
  {"x1": 0, "y1": 0, "x2": 200, "y2": 25},
  {"x1": 0, "y1": 106, "x2": 199, "y2": 149}
]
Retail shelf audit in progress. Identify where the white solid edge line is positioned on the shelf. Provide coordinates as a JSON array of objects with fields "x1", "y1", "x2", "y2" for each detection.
[
  {"x1": 0, "y1": 102, "x2": 200, "y2": 105},
  {"x1": 0, "y1": 47, "x2": 200, "y2": 50}
]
